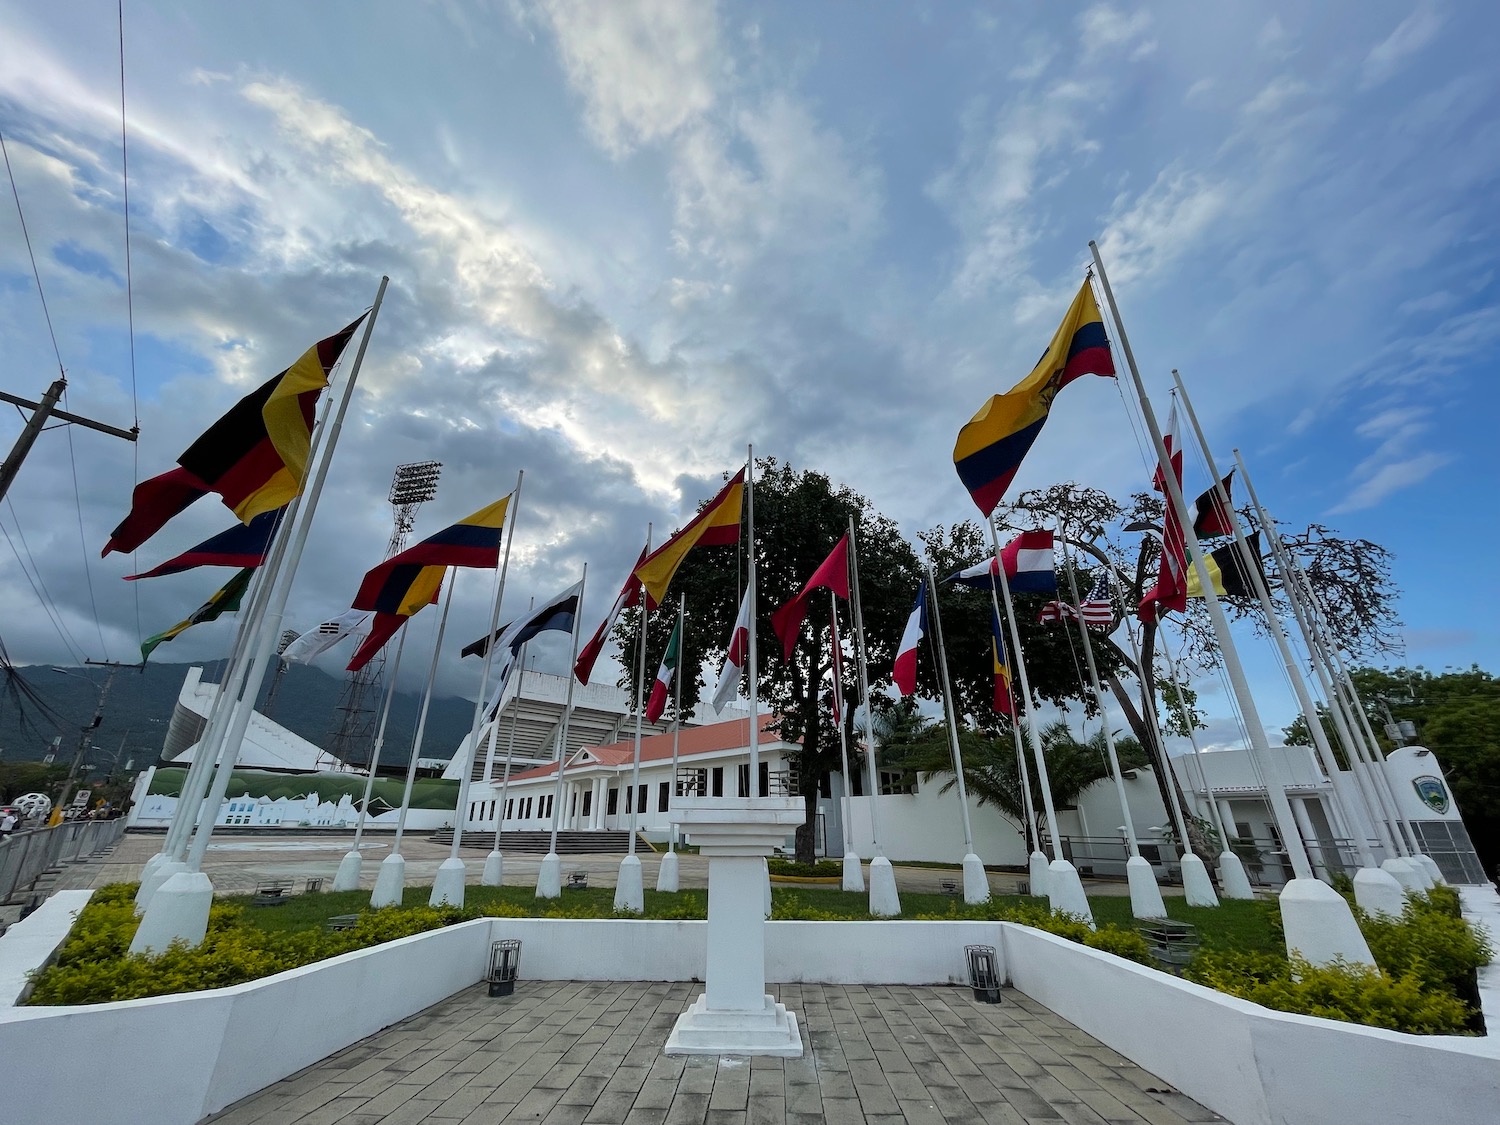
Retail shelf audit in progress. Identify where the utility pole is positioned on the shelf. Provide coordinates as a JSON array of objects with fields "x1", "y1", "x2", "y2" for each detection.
[
  {"x1": 54, "y1": 659, "x2": 128, "y2": 818},
  {"x1": 0, "y1": 377, "x2": 138, "y2": 504}
]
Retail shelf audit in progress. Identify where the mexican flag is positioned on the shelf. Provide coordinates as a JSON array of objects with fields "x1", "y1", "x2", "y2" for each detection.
[{"x1": 645, "y1": 617, "x2": 682, "y2": 723}]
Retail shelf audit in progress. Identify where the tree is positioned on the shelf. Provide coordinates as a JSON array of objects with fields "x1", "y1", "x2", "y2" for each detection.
[{"x1": 616, "y1": 460, "x2": 919, "y2": 863}]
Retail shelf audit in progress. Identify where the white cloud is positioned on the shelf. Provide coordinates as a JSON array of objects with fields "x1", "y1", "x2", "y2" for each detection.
[
  {"x1": 1076, "y1": 5, "x2": 1155, "y2": 61},
  {"x1": 1094, "y1": 168, "x2": 1229, "y2": 287},
  {"x1": 1330, "y1": 452, "x2": 1452, "y2": 513},
  {"x1": 1362, "y1": 2, "x2": 1446, "y2": 89}
]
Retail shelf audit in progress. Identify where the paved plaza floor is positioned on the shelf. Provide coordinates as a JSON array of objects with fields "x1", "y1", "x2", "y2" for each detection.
[{"x1": 203, "y1": 980, "x2": 1221, "y2": 1125}]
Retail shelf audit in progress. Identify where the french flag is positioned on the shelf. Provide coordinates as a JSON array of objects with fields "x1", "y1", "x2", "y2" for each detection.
[
  {"x1": 948, "y1": 529, "x2": 1057, "y2": 595},
  {"x1": 892, "y1": 582, "x2": 927, "y2": 696}
]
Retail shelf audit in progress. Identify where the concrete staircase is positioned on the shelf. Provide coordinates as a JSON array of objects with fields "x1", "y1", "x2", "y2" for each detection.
[{"x1": 426, "y1": 829, "x2": 641, "y2": 855}]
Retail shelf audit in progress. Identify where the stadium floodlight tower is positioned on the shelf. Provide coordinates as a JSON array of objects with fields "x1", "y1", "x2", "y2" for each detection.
[{"x1": 326, "y1": 460, "x2": 442, "y2": 768}]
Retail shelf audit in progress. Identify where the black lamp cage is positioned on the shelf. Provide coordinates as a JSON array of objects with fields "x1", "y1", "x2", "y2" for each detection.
[
  {"x1": 488, "y1": 939, "x2": 522, "y2": 997},
  {"x1": 965, "y1": 944, "x2": 1001, "y2": 1003}
]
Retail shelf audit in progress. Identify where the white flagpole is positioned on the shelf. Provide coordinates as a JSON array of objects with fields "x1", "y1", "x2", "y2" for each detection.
[
  {"x1": 847, "y1": 514, "x2": 900, "y2": 916},
  {"x1": 657, "y1": 593, "x2": 686, "y2": 893},
  {"x1": 923, "y1": 563, "x2": 989, "y2": 904},
  {"x1": 981, "y1": 560, "x2": 1043, "y2": 887},
  {"x1": 829, "y1": 589, "x2": 863, "y2": 893},
  {"x1": 331, "y1": 623, "x2": 408, "y2": 892},
  {"x1": 485, "y1": 651, "x2": 528, "y2": 868},
  {"x1": 537, "y1": 565, "x2": 588, "y2": 897},
  {"x1": 1091, "y1": 242, "x2": 1372, "y2": 965},
  {"x1": 617, "y1": 525, "x2": 652, "y2": 912},
  {"x1": 986, "y1": 515, "x2": 1093, "y2": 923},
  {"x1": 745, "y1": 448, "x2": 760, "y2": 790}
]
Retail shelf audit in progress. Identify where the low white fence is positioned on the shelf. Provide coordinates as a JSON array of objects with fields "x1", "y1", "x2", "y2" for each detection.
[
  {"x1": 0, "y1": 818, "x2": 127, "y2": 905},
  {"x1": 1, "y1": 911, "x2": 1496, "y2": 1125}
]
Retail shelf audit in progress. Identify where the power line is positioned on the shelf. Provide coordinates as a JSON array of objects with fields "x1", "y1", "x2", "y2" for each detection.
[
  {"x1": 0, "y1": 500, "x2": 89, "y2": 665},
  {"x1": 1, "y1": 128, "x2": 64, "y2": 377},
  {"x1": 118, "y1": 0, "x2": 143, "y2": 650}
]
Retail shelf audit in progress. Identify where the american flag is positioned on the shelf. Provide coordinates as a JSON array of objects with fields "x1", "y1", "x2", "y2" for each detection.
[{"x1": 1037, "y1": 573, "x2": 1114, "y2": 628}]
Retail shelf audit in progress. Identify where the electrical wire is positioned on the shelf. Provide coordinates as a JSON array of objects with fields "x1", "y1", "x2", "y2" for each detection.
[
  {"x1": 1, "y1": 500, "x2": 89, "y2": 665},
  {"x1": 118, "y1": 0, "x2": 143, "y2": 649},
  {"x1": 1, "y1": 128, "x2": 64, "y2": 377}
]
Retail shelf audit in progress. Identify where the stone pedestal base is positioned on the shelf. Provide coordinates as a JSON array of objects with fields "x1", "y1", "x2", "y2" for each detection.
[
  {"x1": 537, "y1": 852, "x2": 562, "y2": 898},
  {"x1": 135, "y1": 857, "x2": 186, "y2": 915},
  {"x1": 482, "y1": 850, "x2": 504, "y2": 887},
  {"x1": 1382, "y1": 856, "x2": 1429, "y2": 893},
  {"x1": 130, "y1": 870, "x2": 212, "y2": 954},
  {"x1": 665, "y1": 993, "x2": 803, "y2": 1057},
  {"x1": 1354, "y1": 865, "x2": 1406, "y2": 918},
  {"x1": 615, "y1": 854, "x2": 644, "y2": 914},
  {"x1": 430, "y1": 857, "x2": 466, "y2": 907},
  {"x1": 1125, "y1": 855, "x2": 1167, "y2": 919},
  {"x1": 1028, "y1": 851, "x2": 1050, "y2": 897},
  {"x1": 1181, "y1": 853, "x2": 1220, "y2": 908},
  {"x1": 370, "y1": 853, "x2": 405, "y2": 908},
  {"x1": 1413, "y1": 853, "x2": 1445, "y2": 885},
  {"x1": 331, "y1": 850, "x2": 363, "y2": 892},
  {"x1": 1047, "y1": 859, "x2": 1093, "y2": 928},
  {"x1": 868, "y1": 856, "x2": 901, "y2": 917},
  {"x1": 1217, "y1": 852, "x2": 1255, "y2": 899},
  {"x1": 841, "y1": 852, "x2": 864, "y2": 892},
  {"x1": 1281, "y1": 876, "x2": 1376, "y2": 967},
  {"x1": 961, "y1": 853, "x2": 990, "y2": 904},
  {"x1": 656, "y1": 850, "x2": 680, "y2": 893}
]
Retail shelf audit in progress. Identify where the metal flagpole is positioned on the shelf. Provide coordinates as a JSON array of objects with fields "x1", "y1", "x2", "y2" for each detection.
[
  {"x1": 617, "y1": 525, "x2": 652, "y2": 912},
  {"x1": 923, "y1": 562, "x2": 989, "y2": 903},
  {"x1": 331, "y1": 623, "x2": 408, "y2": 891},
  {"x1": 829, "y1": 589, "x2": 864, "y2": 892},
  {"x1": 656, "y1": 593, "x2": 686, "y2": 893},
  {"x1": 848, "y1": 515, "x2": 900, "y2": 916},
  {"x1": 1061, "y1": 545, "x2": 1165, "y2": 918},
  {"x1": 487, "y1": 652, "x2": 529, "y2": 867},
  {"x1": 986, "y1": 515, "x2": 1093, "y2": 922},
  {"x1": 537, "y1": 565, "x2": 588, "y2": 897},
  {"x1": 745, "y1": 449, "x2": 760, "y2": 789},
  {"x1": 1091, "y1": 243, "x2": 1372, "y2": 965}
]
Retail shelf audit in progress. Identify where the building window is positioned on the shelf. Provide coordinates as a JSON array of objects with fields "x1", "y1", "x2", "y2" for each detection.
[
  {"x1": 819, "y1": 774, "x2": 831, "y2": 799},
  {"x1": 760, "y1": 761, "x2": 771, "y2": 797},
  {"x1": 582, "y1": 790, "x2": 592, "y2": 817},
  {"x1": 878, "y1": 771, "x2": 916, "y2": 796},
  {"x1": 712, "y1": 767, "x2": 724, "y2": 797},
  {"x1": 658, "y1": 782, "x2": 670, "y2": 812},
  {"x1": 625, "y1": 785, "x2": 633, "y2": 814},
  {"x1": 737, "y1": 764, "x2": 750, "y2": 797},
  {"x1": 607, "y1": 787, "x2": 619, "y2": 815},
  {"x1": 637, "y1": 785, "x2": 647, "y2": 815},
  {"x1": 506, "y1": 799, "x2": 514, "y2": 820}
]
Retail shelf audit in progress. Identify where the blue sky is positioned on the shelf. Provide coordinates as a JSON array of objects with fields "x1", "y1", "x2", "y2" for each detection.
[{"x1": 1, "y1": 1, "x2": 1497, "y2": 749}]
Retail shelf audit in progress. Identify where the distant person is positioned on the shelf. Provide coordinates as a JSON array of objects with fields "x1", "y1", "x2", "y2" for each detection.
[{"x1": 0, "y1": 810, "x2": 17, "y2": 836}]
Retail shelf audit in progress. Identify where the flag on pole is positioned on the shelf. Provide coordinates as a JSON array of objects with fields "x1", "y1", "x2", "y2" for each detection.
[
  {"x1": 574, "y1": 543, "x2": 648, "y2": 683},
  {"x1": 769, "y1": 533, "x2": 850, "y2": 660},
  {"x1": 1139, "y1": 399, "x2": 1188, "y2": 623},
  {"x1": 124, "y1": 508, "x2": 283, "y2": 580},
  {"x1": 953, "y1": 280, "x2": 1115, "y2": 515},
  {"x1": 353, "y1": 494, "x2": 511, "y2": 615},
  {"x1": 178, "y1": 315, "x2": 366, "y2": 523},
  {"x1": 102, "y1": 467, "x2": 209, "y2": 557},
  {"x1": 281, "y1": 610, "x2": 372, "y2": 664},
  {"x1": 709, "y1": 591, "x2": 752, "y2": 710},
  {"x1": 991, "y1": 605, "x2": 1015, "y2": 717},
  {"x1": 829, "y1": 607, "x2": 845, "y2": 726},
  {"x1": 948, "y1": 530, "x2": 1057, "y2": 594},
  {"x1": 1188, "y1": 471, "x2": 1235, "y2": 538},
  {"x1": 645, "y1": 617, "x2": 682, "y2": 723},
  {"x1": 892, "y1": 581, "x2": 927, "y2": 696},
  {"x1": 347, "y1": 612, "x2": 409, "y2": 673},
  {"x1": 1186, "y1": 532, "x2": 1265, "y2": 599},
  {"x1": 1038, "y1": 572, "x2": 1114, "y2": 627},
  {"x1": 634, "y1": 469, "x2": 745, "y2": 610},
  {"x1": 140, "y1": 568, "x2": 254, "y2": 662},
  {"x1": 482, "y1": 581, "x2": 585, "y2": 716}
]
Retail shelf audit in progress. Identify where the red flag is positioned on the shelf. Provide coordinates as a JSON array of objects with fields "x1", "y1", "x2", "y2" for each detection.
[
  {"x1": 769, "y1": 534, "x2": 850, "y2": 660},
  {"x1": 102, "y1": 467, "x2": 209, "y2": 556},
  {"x1": 347, "y1": 613, "x2": 406, "y2": 672},
  {"x1": 1138, "y1": 400, "x2": 1187, "y2": 623},
  {"x1": 574, "y1": 543, "x2": 649, "y2": 684}
]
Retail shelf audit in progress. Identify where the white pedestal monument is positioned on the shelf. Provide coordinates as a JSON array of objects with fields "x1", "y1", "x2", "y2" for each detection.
[{"x1": 665, "y1": 796, "x2": 805, "y2": 1057}]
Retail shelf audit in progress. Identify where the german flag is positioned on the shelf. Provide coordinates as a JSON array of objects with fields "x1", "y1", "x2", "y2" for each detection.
[
  {"x1": 178, "y1": 315, "x2": 365, "y2": 523},
  {"x1": 352, "y1": 494, "x2": 511, "y2": 616},
  {"x1": 140, "y1": 567, "x2": 254, "y2": 662},
  {"x1": 124, "y1": 508, "x2": 282, "y2": 580},
  {"x1": 102, "y1": 467, "x2": 210, "y2": 556},
  {"x1": 1187, "y1": 532, "x2": 1266, "y2": 599},
  {"x1": 634, "y1": 469, "x2": 745, "y2": 610}
]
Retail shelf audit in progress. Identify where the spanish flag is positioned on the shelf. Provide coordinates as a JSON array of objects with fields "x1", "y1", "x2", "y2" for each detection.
[
  {"x1": 140, "y1": 567, "x2": 254, "y2": 662},
  {"x1": 352, "y1": 494, "x2": 511, "y2": 616},
  {"x1": 178, "y1": 315, "x2": 366, "y2": 523},
  {"x1": 634, "y1": 469, "x2": 745, "y2": 610},
  {"x1": 1186, "y1": 533, "x2": 1265, "y2": 600},
  {"x1": 953, "y1": 280, "x2": 1114, "y2": 515}
]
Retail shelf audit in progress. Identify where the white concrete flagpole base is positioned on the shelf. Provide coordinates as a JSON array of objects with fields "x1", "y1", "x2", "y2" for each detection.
[
  {"x1": 1046, "y1": 860, "x2": 1093, "y2": 928},
  {"x1": 370, "y1": 853, "x2": 405, "y2": 908},
  {"x1": 482, "y1": 850, "x2": 504, "y2": 887},
  {"x1": 134, "y1": 857, "x2": 186, "y2": 914},
  {"x1": 137, "y1": 851, "x2": 169, "y2": 891},
  {"x1": 1413, "y1": 853, "x2": 1446, "y2": 886},
  {"x1": 841, "y1": 852, "x2": 864, "y2": 892},
  {"x1": 656, "y1": 849, "x2": 680, "y2": 893},
  {"x1": 615, "y1": 854, "x2": 645, "y2": 914},
  {"x1": 1125, "y1": 855, "x2": 1167, "y2": 919},
  {"x1": 868, "y1": 856, "x2": 901, "y2": 917},
  {"x1": 1382, "y1": 856, "x2": 1427, "y2": 893},
  {"x1": 536, "y1": 852, "x2": 562, "y2": 898},
  {"x1": 331, "y1": 850, "x2": 363, "y2": 892},
  {"x1": 1354, "y1": 865, "x2": 1407, "y2": 919},
  {"x1": 429, "y1": 857, "x2": 467, "y2": 907},
  {"x1": 762, "y1": 858, "x2": 773, "y2": 919},
  {"x1": 129, "y1": 870, "x2": 213, "y2": 955},
  {"x1": 961, "y1": 853, "x2": 990, "y2": 904},
  {"x1": 1180, "y1": 853, "x2": 1220, "y2": 908},
  {"x1": 1216, "y1": 851, "x2": 1255, "y2": 899},
  {"x1": 665, "y1": 797, "x2": 804, "y2": 1058},
  {"x1": 1280, "y1": 876, "x2": 1376, "y2": 967},
  {"x1": 1028, "y1": 851, "x2": 1050, "y2": 896}
]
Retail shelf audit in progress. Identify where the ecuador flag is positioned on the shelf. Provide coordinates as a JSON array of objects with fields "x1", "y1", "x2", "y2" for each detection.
[
  {"x1": 953, "y1": 280, "x2": 1114, "y2": 516},
  {"x1": 353, "y1": 494, "x2": 511, "y2": 616},
  {"x1": 634, "y1": 469, "x2": 745, "y2": 610},
  {"x1": 178, "y1": 315, "x2": 366, "y2": 523}
]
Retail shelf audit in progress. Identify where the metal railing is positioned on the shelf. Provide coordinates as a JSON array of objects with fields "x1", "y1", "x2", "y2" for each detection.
[{"x1": 0, "y1": 818, "x2": 128, "y2": 905}]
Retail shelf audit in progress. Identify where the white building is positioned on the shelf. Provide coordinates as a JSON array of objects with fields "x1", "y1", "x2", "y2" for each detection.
[{"x1": 162, "y1": 666, "x2": 342, "y2": 773}]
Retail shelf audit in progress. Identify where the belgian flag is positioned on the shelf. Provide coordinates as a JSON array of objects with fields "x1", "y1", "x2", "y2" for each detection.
[
  {"x1": 178, "y1": 315, "x2": 366, "y2": 524},
  {"x1": 1187, "y1": 532, "x2": 1266, "y2": 599}
]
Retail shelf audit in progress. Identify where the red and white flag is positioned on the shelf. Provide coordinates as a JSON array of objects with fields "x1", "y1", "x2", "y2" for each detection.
[
  {"x1": 710, "y1": 592, "x2": 753, "y2": 710},
  {"x1": 573, "y1": 543, "x2": 648, "y2": 684},
  {"x1": 892, "y1": 582, "x2": 927, "y2": 696},
  {"x1": 770, "y1": 534, "x2": 850, "y2": 660},
  {"x1": 1139, "y1": 399, "x2": 1188, "y2": 623},
  {"x1": 1039, "y1": 573, "x2": 1114, "y2": 628}
]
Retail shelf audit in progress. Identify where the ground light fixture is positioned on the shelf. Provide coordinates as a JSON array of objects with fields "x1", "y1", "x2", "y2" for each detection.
[
  {"x1": 964, "y1": 944, "x2": 1001, "y2": 1004},
  {"x1": 487, "y1": 939, "x2": 522, "y2": 997}
]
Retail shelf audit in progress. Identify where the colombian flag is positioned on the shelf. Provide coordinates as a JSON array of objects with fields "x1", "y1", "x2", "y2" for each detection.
[
  {"x1": 953, "y1": 280, "x2": 1115, "y2": 516},
  {"x1": 991, "y1": 605, "x2": 1014, "y2": 717},
  {"x1": 634, "y1": 469, "x2": 745, "y2": 609},
  {"x1": 352, "y1": 494, "x2": 511, "y2": 616},
  {"x1": 178, "y1": 315, "x2": 366, "y2": 523}
]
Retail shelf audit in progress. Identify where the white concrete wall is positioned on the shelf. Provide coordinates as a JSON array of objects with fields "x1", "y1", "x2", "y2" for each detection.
[
  {"x1": 0, "y1": 890, "x2": 94, "y2": 1006},
  {"x1": 844, "y1": 789, "x2": 1029, "y2": 867}
]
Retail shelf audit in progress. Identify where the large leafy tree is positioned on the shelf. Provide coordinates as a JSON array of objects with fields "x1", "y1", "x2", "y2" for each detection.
[{"x1": 616, "y1": 460, "x2": 919, "y2": 863}]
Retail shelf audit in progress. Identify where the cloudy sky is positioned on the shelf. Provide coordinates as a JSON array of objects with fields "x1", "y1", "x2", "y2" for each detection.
[{"x1": 2, "y1": 1, "x2": 1496, "y2": 751}]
